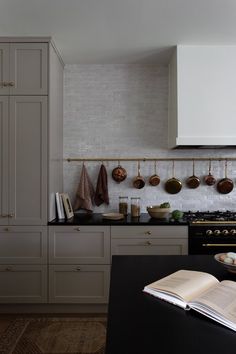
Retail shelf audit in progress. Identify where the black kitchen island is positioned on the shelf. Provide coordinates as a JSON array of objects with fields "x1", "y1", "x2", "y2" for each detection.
[{"x1": 105, "y1": 255, "x2": 236, "y2": 354}]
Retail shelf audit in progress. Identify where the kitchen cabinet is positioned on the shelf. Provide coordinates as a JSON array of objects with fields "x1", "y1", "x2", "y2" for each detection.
[
  {"x1": 111, "y1": 226, "x2": 188, "y2": 256},
  {"x1": 0, "y1": 96, "x2": 47, "y2": 225},
  {"x1": 0, "y1": 226, "x2": 47, "y2": 303},
  {"x1": 49, "y1": 226, "x2": 110, "y2": 303},
  {"x1": 0, "y1": 42, "x2": 47, "y2": 95},
  {"x1": 0, "y1": 37, "x2": 63, "y2": 305}
]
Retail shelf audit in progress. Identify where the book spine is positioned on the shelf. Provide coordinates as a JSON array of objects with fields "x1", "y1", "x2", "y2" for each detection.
[
  {"x1": 59, "y1": 193, "x2": 65, "y2": 219},
  {"x1": 55, "y1": 192, "x2": 63, "y2": 219}
]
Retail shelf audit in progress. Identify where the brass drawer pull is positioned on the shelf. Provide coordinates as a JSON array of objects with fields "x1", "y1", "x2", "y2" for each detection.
[
  {"x1": 145, "y1": 231, "x2": 152, "y2": 235},
  {"x1": 202, "y1": 243, "x2": 236, "y2": 247},
  {"x1": 9, "y1": 82, "x2": 15, "y2": 87},
  {"x1": 8, "y1": 213, "x2": 14, "y2": 218},
  {"x1": 5, "y1": 267, "x2": 13, "y2": 271},
  {"x1": 75, "y1": 267, "x2": 81, "y2": 271},
  {"x1": 2, "y1": 81, "x2": 8, "y2": 87},
  {"x1": 4, "y1": 228, "x2": 10, "y2": 232},
  {"x1": 146, "y1": 241, "x2": 151, "y2": 246},
  {"x1": 74, "y1": 227, "x2": 80, "y2": 231}
]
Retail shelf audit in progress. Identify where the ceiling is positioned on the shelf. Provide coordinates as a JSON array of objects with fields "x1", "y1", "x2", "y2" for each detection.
[{"x1": 1, "y1": 0, "x2": 236, "y2": 64}]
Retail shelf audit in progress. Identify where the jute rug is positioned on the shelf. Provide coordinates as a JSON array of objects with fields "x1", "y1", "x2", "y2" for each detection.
[{"x1": 0, "y1": 316, "x2": 106, "y2": 354}]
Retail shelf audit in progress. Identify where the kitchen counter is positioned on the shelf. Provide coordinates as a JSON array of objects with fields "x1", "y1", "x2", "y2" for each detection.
[
  {"x1": 106, "y1": 255, "x2": 236, "y2": 354},
  {"x1": 48, "y1": 213, "x2": 188, "y2": 226}
]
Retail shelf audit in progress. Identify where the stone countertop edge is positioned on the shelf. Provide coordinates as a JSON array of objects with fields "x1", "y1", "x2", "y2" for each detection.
[{"x1": 48, "y1": 213, "x2": 188, "y2": 226}]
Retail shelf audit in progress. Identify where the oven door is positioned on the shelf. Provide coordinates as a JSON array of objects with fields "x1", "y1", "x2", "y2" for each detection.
[{"x1": 188, "y1": 225, "x2": 236, "y2": 254}]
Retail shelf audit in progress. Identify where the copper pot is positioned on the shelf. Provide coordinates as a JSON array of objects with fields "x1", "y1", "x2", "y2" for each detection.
[
  {"x1": 165, "y1": 161, "x2": 182, "y2": 194},
  {"x1": 204, "y1": 159, "x2": 216, "y2": 186},
  {"x1": 217, "y1": 160, "x2": 234, "y2": 194},
  {"x1": 149, "y1": 161, "x2": 160, "y2": 186},
  {"x1": 112, "y1": 164, "x2": 127, "y2": 183},
  {"x1": 186, "y1": 160, "x2": 201, "y2": 189},
  {"x1": 133, "y1": 161, "x2": 145, "y2": 189}
]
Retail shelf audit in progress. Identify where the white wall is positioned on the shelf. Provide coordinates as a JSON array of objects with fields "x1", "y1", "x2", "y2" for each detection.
[{"x1": 64, "y1": 64, "x2": 236, "y2": 213}]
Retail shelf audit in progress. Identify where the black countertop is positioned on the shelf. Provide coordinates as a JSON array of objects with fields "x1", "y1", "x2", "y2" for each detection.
[
  {"x1": 106, "y1": 255, "x2": 236, "y2": 354},
  {"x1": 48, "y1": 213, "x2": 188, "y2": 226}
]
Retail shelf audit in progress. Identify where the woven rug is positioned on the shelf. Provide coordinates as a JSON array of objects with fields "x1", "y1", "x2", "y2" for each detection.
[{"x1": 0, "y1": 316, "x2": 106, "y2": 354}]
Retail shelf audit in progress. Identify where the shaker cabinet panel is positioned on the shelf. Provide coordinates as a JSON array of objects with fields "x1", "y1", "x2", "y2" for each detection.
[
  {"x1": 111, "y1": 226, "x2": 188, "y2": 239},
  {"x1": 0, "y1": 264, "x2": 47, "y2": 303},
  {"x1": 9, "y1": 43, "x2": 48, "y2": 95},
  {"x1": 0, "y1": 226, "x2": 47, "y2": 264},
  {"x1": 49, "y1": 265, "x2": 110, "y2": 303},
  {"x1": 9, "y1": 96, "x2": 47, "y2": 225},
  {"x1": 111, "y1": 238, "x2": 188, "y2": 256},
  {"x1": 49, "y1": 226, "x2": 110, "y2": 264},
  {"x1": 0, "y1": 97, "x2": 8, "y2": 225}
]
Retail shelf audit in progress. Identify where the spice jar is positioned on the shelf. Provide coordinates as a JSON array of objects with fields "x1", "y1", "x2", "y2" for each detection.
[
  {"x1": 119, "y1": 196, "x2": 128, "y2": 216},
  {"x1": 131, "y1": 197, "x2": 141, "y2": 217}
]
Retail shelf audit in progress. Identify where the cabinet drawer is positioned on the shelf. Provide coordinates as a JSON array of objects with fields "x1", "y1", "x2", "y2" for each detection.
[
  {"x1": 0, "y1": 265, "x2": 47, "y2": 303},
  {"x1": 111, "y1": 226, "x2": 188, "y2": 239},
  {"x1": 49, "y1": 265, "x2": 110, "y2": 303},
  {"x1": 49, "y1": 226, "x2": 110, "y2": 264},
  {"x1": 111, "y1": 238, "x2": 188, "y2": 256},
  {"x1": 0, "y1": 226, "x2": 47, "y2": 264}
]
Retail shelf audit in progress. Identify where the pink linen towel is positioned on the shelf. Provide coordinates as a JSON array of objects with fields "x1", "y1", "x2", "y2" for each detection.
[
  {"x1": 74, "y1": 163, "x2": 95, "y2": 212},
  {"x1": 94, "y1": 164, "x2": 109, "y2": 206}
]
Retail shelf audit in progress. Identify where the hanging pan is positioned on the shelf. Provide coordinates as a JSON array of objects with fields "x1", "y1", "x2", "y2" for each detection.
[
  {"x1": 112, "y1": 161, "x2": 127, "y2": 183},
  {"x1": 149, "y1": 160, "x2": 160, "y2": 186},
  {"x1": 165, "y1": 160, "x2": 182, "y2": 194},
  {"x1": 217, "y1": 160, "x2": 234, "y2": 194},
  {"x1": 186, "y1": 159, "x2": 201, "y2": 189},
  {"x1": 204, "y1": 159, "x2": 216, "y2": 186},
  {"x1": 133, "y1": 161, "x2": 145, "y2": 189}
]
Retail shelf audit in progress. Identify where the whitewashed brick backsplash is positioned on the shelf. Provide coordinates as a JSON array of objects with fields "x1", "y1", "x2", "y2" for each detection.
[{"x1": 64, "y1": 64, "x2": 236, "y2": 213}]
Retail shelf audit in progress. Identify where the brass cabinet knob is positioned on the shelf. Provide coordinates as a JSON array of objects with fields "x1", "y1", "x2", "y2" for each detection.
[
  {"x1": 74, "y1": 227, "x2": 80, "y2": 231},
  {"x1": 8, "y1": 82, "x2": 15, "y2": 87},
  {"x1": 4, "y1": 228, "x2": 9, "y2": 232},
  {"x1": 2, "y1": 81, "x2": 9, "y2": 87},
  {"x1": 75, "y1": 267, "x2": 81, "y2": 271},
  {"x1": 5, "y1": 266, "x2": 13, "y2": 271},
  {"x1": 8, "y1": 213, "x2": 14, "y2": 218},
  {"x1": 146, "y1": 240, "x2": 151, "y2": 245},
  {"x1": 145, "y1": 231, "x2": 152, "y2": 235}
]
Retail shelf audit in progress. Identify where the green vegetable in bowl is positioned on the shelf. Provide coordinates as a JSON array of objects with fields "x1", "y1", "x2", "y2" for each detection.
[
  {"x1": 160, "y1": 202, "x2": 171, "y2": 209},
  {"x1": 171, "y1": 210, "x2": 184, "y2": 221}
]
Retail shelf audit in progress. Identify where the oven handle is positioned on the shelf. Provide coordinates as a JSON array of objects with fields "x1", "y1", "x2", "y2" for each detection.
[{"x1": 202, "y1": 243, "x2": 236, "y2": 247}]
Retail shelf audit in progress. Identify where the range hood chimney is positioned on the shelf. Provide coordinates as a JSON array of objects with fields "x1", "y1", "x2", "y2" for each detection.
[{"x1": 168, "y1": 45, "x2": 236, "y2": 149}]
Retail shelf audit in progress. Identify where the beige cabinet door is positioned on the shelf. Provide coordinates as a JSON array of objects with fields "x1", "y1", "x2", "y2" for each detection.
[
  {"x1": 0, "y1": 44, "x2": 10, "y2": 95},
  {"x1": 49, "y1": 265, "x2": 110, "y2": 303},
  {"x1": 9, "y1": 96, "x2": 47, "y2": 225},
  {"x1": 0, "y1": 264, "x2": 47, "y2": 303},
  {"x1": 9, "y1": 43, "x2": 48, "y2": 95},
  {"x1": 0, "y1": 226, "x2": 47, "y2": 264},
  {"x1": 0, "y1": 96, "x2": 8, "y2": 225}
]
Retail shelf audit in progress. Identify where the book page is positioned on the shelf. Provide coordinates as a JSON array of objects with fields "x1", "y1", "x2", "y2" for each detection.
[
  {"x1": 144, "y1": 270, "x2": 219, "y2": 302},
  {"x1": 190, "y1": 280, "x2": 236, "y2": 325}
]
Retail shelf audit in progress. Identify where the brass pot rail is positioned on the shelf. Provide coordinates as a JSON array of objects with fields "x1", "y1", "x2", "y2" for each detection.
[{"x1": 66, "y1": 157, "x2": 236, "y2": 163}]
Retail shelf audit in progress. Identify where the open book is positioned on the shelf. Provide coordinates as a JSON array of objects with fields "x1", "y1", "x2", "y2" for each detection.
[{"x1": 143, "y1": 269, "x2": 236, "y2": 332}]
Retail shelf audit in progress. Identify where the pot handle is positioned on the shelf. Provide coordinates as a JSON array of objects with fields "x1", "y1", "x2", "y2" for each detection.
[
  {"x1": 225, "y1": 159, "x2": 228, "y2": 178},
  {"x1": 172, "y1": 160, "x2": 175, "y2": 177},
  {"x1": 138, "y1": 160, "x2": 141, "y2": 177}
]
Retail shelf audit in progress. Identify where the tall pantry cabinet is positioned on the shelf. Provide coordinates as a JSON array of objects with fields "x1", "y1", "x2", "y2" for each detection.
[{"x1": 0, "y1": 38, "x2": 64, "y2": 303}]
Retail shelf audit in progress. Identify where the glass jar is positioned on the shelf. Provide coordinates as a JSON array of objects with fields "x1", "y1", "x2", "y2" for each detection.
[
  {"x1": 131, "y1": 197, "x2": 141, "y2": 217},
  {"x1": 119, "y1": 196, "x2": 128, "y2": 216}
]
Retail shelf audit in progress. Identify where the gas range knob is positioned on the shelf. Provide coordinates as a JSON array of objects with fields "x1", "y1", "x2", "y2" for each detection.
[
  {"x1": 206, "y1": 229, "x2": 213, "y2": 236},
  {"x1": 222, "y1": 229, "x2": 229, "y2": 235},
  {"x1": 230, "y1": 229, "x2": 236, "y2": 235},
  {"x1": 214, "y1": 230, "x2": 221, "y2": 236}
]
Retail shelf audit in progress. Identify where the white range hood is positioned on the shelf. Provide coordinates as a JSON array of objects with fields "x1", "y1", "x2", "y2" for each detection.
[{"x1": 168, "y1": 45, "x2": 236, "y2": 148}]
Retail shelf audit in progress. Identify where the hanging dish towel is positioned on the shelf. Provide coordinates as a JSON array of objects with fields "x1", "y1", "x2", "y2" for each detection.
[
  {"x1": 74, "y1": 163, "x2": 95, "y2": 212},
  {"x1": 94, "y1": 164, "x2": 109, "y2": 206}
]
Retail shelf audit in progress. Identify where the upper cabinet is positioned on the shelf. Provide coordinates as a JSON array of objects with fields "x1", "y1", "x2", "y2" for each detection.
[
  {"x1": 168, "y1": 45, "x2": 236, "y2": 148},
  {"x1": 0, "y1": 42, "x2": 47, "y2": 95}
]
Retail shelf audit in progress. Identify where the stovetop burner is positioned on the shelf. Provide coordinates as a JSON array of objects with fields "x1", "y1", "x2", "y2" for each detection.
[{"x1": 183, "y1": 210, "x2": 236, "y2": 223}]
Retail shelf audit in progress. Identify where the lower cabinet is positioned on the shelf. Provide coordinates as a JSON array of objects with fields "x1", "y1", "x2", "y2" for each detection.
[
  {"x1": 0, "y1": 264, "x2": 47, "y2": 303},
  {"x1": 49, "y1": 226, "x2": 111, "y2": 304},
  {"x1": 111, "y1": 226, "x2": 188, "y2": 256},
  {"x1": 49, "y1": 265, "x2": 110, "y2": 303},
  {"x1": 0, "y1": 226, "x2": 47, "y2": 303}
]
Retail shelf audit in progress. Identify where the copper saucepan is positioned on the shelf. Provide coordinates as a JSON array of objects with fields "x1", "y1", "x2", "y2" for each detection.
[
  {"x1": 165, "y1": 161, "x2": 182, "y2": 194},
  {"x1": 149, "y1": 160, "x2": 160, "y2": 186},
  {"x1": 186, "y1": 160, "x2": 201, "y2": 189},
  {"x1": 217, "y1": 160, "x2": 234, "y2": 194},
  {"x1": 112, "y1": 162, "x2": 127, "y2": 183},
  {"x1": 133, "y1": 161, "x2": 145, "y2": 189},
  {"x1": 204, "y1": 159, "x2": 216, "y2": 186}
]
